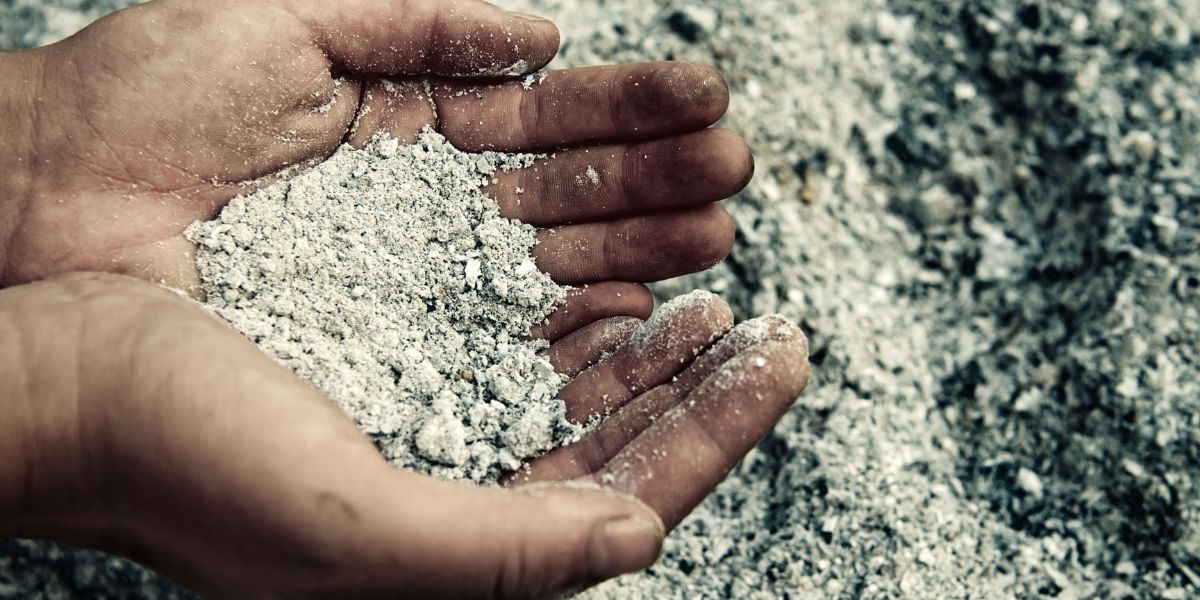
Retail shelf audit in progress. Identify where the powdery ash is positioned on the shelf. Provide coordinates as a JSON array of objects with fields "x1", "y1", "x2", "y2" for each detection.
[{"x1": 186, "y1": 129, "x2": 578, "y2": 483}]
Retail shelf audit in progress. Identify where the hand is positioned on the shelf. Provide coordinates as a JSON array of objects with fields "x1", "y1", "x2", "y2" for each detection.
[
  {"x1": 0, "y1": 0, "x2": 751, "y2": 341},
  {"x1": 0, "y1": 273, "x2": 809, "y2": 598}
]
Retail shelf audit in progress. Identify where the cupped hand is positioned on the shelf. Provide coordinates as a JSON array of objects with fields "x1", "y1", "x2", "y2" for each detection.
[
  {"x1": 2, "y1": 273, "x2": 808, "y2": 598},
  {"x1": 0, "y1": 0, "x2": 751, "y2": 341}
]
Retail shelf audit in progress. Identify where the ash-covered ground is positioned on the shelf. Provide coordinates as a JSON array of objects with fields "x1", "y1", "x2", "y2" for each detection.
[{"x1": 2, "y1": 0, "x2": 1197, "y2": 598}]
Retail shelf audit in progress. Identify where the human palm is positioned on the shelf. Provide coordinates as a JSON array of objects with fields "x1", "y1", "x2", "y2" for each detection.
[{"x1": 3, "y1": 0, "x2": 749, "y2": 339}]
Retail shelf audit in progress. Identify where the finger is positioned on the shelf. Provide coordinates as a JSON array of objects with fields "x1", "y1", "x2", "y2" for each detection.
[
  {"x1": 534, "y1": 205, "x2": 735, "y2": 284},
  {"x1": 558, "y1": 291, "x2": 733, "y2": 424},
  {"x1": 291, "y1": 0, "x2": 560, "y2": 76},
  {"x1": 485, "y1": 129, "x2": 754, "y2": 226},
  {"x1": 432, "y1": 62, "x2": 730, "y2": 151},
  {"x1": 530, "y1": 282, "x2": 654, "y2": 341},
  {"x1": 271, "y1": 461, "x2": 664, "y2": 598},
  {"x1": 543, "y1": 317, "x2": 643, "y2": 377},
  {"x1": 510, "y1": 316, "x2": 803, "y2": 485},
  {"x1": 595, "y1": 337, "x2": 811, "y2": 530}
]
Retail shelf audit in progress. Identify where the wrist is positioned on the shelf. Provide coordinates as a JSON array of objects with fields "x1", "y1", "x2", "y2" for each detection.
[{"x1": 0, "y1": 49, "x2": 45, "y2": 284}]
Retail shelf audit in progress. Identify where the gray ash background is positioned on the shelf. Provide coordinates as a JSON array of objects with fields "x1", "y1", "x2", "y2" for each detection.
[{"x1": 2, "y1": 0, "x2": 1197, "y2": 597}]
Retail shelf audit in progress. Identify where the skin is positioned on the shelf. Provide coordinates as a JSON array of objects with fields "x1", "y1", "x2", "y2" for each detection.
[{"x1": 0, "y1": 1, "x2": 810, "y2": 597}]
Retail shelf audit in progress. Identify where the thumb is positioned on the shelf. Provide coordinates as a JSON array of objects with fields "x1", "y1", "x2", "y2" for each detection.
[
  {"x1": 285, "y1": 0, "x2": 560, "y2": 76},
  {"x1": 450, "y1": 483, "x2": 666, "y2": 598},
  {"x1": 318, "y1": 466, "x2": 664, "y2": 599}
]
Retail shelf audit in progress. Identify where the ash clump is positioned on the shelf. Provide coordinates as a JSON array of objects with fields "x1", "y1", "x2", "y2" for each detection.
[{"x1": 187, "y1": 129, "x2": 578, "y2": 483}]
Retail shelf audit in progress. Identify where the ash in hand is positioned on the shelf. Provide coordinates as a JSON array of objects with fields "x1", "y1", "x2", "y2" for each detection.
[{"x1": 188, "y1": 129, "x2": 579, "y2": 483}]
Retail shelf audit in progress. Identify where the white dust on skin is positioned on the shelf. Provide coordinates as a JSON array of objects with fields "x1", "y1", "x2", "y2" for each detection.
[
  {"x1": 187, "y1": 129, "x2": 578, "y2": 483},
  {"x1": 592, "y1": 312, "x2": 803, "y2": 492}
]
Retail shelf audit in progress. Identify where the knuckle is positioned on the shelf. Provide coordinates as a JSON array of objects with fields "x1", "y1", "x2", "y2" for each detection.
[{"x1": 489, "y1": 532, "x2": 552, "y2": 600}]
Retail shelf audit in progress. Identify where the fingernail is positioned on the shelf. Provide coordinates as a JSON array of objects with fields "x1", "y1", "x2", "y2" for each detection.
[
  {"x1": 588, "y1": 513, "x2": 664, "y2": 579},
  {"x1": 507, "y1": 10, "x2": 552, "y2": 23}
]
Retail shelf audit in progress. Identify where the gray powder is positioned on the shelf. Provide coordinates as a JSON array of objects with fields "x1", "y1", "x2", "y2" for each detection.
[{"x1": 186, "y1": 129, "x2": 578, "y2": 483}]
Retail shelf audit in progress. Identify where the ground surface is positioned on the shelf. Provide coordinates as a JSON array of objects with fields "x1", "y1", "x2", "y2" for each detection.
[{"x1": 2, "y1": 0, "x2": 1198, "y2": 598}]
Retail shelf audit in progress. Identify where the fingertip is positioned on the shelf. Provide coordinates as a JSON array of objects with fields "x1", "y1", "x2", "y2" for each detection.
[
  {"x1": 705, "y1": 128, "x2": 755, "y2": 195},
  {"x1": 647, "y1": 205, "x2": 736, "y2": 275},
  {"x1": 510, "y1": 12, "x2": 562, "y2": 70},
  {"x1": 740, "y1": 338, "x2": 813, "y2": 402},
  {"x1": 500, "y1": 10, "x2": 560, "y2": 73},
  {"x1": 794, "y1": 325, "x2": 811, "y2": 364},
  {"x1": 652, "y1": 128, "x2": 753, "y2": 208},
  {"x1": 692, "y1": 63, "x2": 732, "y2": 125},
  {"x1": 674, "y1": 62, "x2": 730, "y2": 125},
  {"x1": 686, "y1": 314, "x2": 798, "y2": 377},
  {"x1": 708, "y1": 291, "x2": 736, "y2": 331},
  {"x1": 637, "y1": 289, "x2": 734, "y2": 350},
  {"x1": 759, "y1": 319, "x2": 812, "y2": 385},
  {"x1": 702, "y1": 289, "x2": 735, "y2": 330},
  {"x1": 526, "y1": 485, "x2": 663, "y2": 589},
  {"x1": 452, "y1": 482, "x2": 666, "y2": 598},
  {"x1": 622, "y1": 283, "x2": 656, "y2": 319},
  {"x1": 666, "y1": 62, "x2": 729, "y2": 124},
  {"x1": 587, "y1": 511, "x2": 664, "y2": 580},
  {"x1": 470, "y1": 15, "x2": 557, "y2": 77},
  {"x1": 629, "y1": 62, "x2": 730, "y2": 130},
  {"x1": 698, "y1": 204, "x2": 736, "y2": 270}
]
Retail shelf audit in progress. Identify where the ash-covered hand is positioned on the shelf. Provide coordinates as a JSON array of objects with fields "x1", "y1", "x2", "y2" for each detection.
[
  {"x1": 0, "y1": 273, "x2": 808, "y2": 598},
  {"x1": 0, "y1": 0, "x2": 750, "y2": 340}
]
